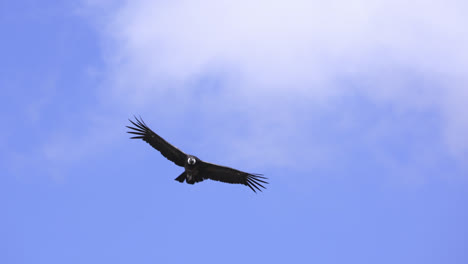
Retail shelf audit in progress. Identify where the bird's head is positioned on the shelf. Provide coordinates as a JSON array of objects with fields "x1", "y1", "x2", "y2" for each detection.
[{"x1": 187, "y1": 156, "x2": 197, "y2": 165}]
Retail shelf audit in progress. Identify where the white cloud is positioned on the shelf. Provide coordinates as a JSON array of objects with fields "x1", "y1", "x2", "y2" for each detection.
[{"x1": 82, "y1": 0, "x2": 468, "y2": 168}]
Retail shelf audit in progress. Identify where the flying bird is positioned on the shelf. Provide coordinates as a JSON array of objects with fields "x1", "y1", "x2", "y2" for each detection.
[{"x1": 126, "y1": 116, "x2": 268, "y2": 192}]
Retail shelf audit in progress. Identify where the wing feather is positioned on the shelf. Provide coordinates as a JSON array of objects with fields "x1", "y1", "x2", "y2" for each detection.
[
  {"x1": 127, "y1": 116, "x2": 187, "y2": 167},
  {"x1": 200, "y1": 162, "x2": 268, "y2": 193}
]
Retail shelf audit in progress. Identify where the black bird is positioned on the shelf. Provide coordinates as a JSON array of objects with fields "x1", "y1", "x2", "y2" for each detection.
[{"x1": 126, "y1": 116, "x2": 268, "y2": 192}]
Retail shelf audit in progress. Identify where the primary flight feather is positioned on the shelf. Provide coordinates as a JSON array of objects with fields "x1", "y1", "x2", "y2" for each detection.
[{"x1": 127, "y1": 116, "x2": 268, "y2": 192}]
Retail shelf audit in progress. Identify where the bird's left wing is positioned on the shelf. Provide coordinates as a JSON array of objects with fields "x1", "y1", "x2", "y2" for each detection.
[
  {"x1": 200, "y1": 162, "x2": 268, "y2": 192},
  {"x1": 127, "y1": 116, "x2": 187, "y2": 167}
]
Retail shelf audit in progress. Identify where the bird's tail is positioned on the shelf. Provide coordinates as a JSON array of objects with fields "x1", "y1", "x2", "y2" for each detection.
[{"x1": 174, "y1": 172, "x2": 186, "y2": 183}]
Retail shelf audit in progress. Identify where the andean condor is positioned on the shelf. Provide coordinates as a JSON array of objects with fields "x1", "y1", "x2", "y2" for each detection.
[{"x1": 127, "y1": 116, "x2": 268, "y2": 192}]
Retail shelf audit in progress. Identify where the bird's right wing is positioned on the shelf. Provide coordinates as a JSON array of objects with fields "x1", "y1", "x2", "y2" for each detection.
[
  {"x1": 200, "y1": 162, "x2": 268, "y2": 192},
  {"x1": 127, "y1": 116, "x2": 187, "y2": 167}
]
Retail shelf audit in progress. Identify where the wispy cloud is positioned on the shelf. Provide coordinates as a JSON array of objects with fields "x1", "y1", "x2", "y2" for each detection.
[
  {"x1": 94, "y1": 1, "x2": 467, "y2": 151},
  {"x1": 42, "y1": 0, "x2": 466, "y2": 176}
]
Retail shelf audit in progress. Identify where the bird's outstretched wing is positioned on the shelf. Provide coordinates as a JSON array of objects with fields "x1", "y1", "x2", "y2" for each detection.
[
  {"x1": 200, "y1": 162, "x2": 268, "y2": 193},
  {"x1": 127, "y1": 116, "x2": 187, "y2": 167}
]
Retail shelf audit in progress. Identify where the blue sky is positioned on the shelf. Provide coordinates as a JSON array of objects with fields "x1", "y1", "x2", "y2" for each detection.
[{"x1": 2, "y1": 1, "x2": 468, "y2": 263}]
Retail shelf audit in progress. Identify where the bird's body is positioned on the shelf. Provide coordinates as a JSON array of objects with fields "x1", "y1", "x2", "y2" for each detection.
[
  {"x1": 127, "y1": 117, "x2": 268, "y2": 192},
  {"x1": 184, "y1": 155, "x2": 200, "y2": 184}
]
